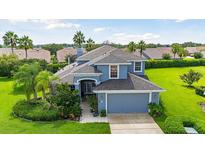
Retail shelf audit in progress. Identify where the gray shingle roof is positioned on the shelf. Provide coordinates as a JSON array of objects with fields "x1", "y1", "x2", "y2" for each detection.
[
  {"x1": 74, "y1": 65, "x2": 102, "y2": 73},
  {"x1": 77, "y1": 45, "x2": 115, "y2": 61},
  {"x1": 93, "y1": 73, "x2": 163, "y2": 91},
  {"x1": 94, "y1": 48, "x2": 146, "y2": 64}
]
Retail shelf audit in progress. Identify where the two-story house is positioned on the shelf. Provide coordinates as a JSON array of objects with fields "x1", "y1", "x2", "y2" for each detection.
[{"x1": 55, "y1": 45, "x2": 164, "y2": 114}]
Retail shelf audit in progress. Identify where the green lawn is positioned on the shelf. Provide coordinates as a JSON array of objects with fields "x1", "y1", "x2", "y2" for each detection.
[
  {"x1": 146, "y1": 66, "x2": 205, "y2": 129},
  {"x1": 0, "y1": 77, "x2": 110, "y2": 134}
]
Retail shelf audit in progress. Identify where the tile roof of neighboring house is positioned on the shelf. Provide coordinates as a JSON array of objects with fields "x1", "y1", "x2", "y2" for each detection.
[
  {"x1": 76, "y1": 45, "x2": 115, "y2": 61},
  {"x1": 93, "y1": 73, "x2": 164, "y2": 91},
  {"x1": 0, "y1": 48, "x2": 51, "y2": 62},
  {"x1": 56, "y1": 47, "x2": 86, "y2": 62},
  {"x1": 134, "y1": 47, "x2": 179, "y2": 59}
]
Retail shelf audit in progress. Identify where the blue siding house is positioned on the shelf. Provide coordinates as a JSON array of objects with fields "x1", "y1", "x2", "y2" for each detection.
[{"x1": 55, "y1": 45, "x2": 164, "y2": 114}]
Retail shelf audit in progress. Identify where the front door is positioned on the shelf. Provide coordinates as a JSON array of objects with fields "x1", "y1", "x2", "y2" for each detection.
[{"x1": 81, "y1": 80, "x2": 96, "y2": 97}]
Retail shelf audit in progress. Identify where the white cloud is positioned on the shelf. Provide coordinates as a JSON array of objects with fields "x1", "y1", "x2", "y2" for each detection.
[
  {"x1": 93, "y1": 27, "x2": 106, "y2": 32},
  {"x1": 175, "y1": 19, "x2": 188, "y2": 23},
  {"x1": 7, "y1": 19, "x2": 80, "y2": 30},
  {"x1": 109, "y1": 32, "x2": 160, "y2": 44}
]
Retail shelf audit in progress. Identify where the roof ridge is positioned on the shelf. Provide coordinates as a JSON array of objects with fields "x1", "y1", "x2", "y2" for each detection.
[{"x1": 76, "y1": 45, "x2": 114, "y2": 60}]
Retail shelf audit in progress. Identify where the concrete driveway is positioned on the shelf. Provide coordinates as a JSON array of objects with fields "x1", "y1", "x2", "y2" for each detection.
[{"x1": 108, "y1": 114, "x2": 163, "y2": 134}]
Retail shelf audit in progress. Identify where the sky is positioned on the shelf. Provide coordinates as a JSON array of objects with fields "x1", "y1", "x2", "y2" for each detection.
[{"x1": 0, "y1": 19, "x2": 205, "y2": 45}]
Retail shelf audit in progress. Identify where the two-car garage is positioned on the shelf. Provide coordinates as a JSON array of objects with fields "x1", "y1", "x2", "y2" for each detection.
[{"x1": 107, "y1": 93, "x2": 150, "y2": 113}]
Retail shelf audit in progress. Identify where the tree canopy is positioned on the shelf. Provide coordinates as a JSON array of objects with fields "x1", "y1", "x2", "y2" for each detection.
[
  {"x1": 73, "y1": 31, "x2": 85, "y2": 48},
  {"x1": 18, "y1": 35, "x2": 33, "y2": 59},
  {"x1": 2, "y1": 31, "x2": 18, "y2": 54}
]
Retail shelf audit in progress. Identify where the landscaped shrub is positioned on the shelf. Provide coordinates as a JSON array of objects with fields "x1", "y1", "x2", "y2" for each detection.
[
  {"x1": 195, "y1": 86, "x2": 205, "y2": 97},
  {"x1": 145, "y1": 59, "x2": 205, "y2": 69},
  {"x1": 194, "y1": 52, "x2": 203, "y2": 59},
  {"x1": 13, "y1": 100, "x2": 60, "y2": 121},
  {"x1": 0, "y1": 54, "x2": 20, "y2": 77},
  {"x1": 87, "y1": 95, "x2": 98, "y2": 113},
  {"x1": 19, "y1": 59, "x2": 48, "y2": 70},
  {"x1": 47, "y1": 62, "x2": 67, "y2": 73},
  {"x1": 162, "y1": 53, "x2": 171, "y2": 60},
  {"x1": 100, "y1": 109, "x2": 106, "y2": 117},
  {"x1": 164, "y1": 116, "x2": 205, "y2": 134},
  {"x1": 50, "y1": 83, "x2": 81, "y2": 120},
  {"x1": 148, "y1": 103, "x2": 163, "y2": 118}
]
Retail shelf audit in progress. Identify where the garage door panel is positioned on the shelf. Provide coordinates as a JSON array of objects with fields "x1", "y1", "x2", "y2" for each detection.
[{"x1": 107, "y1": 93, "x2": 149, "y2": 113}]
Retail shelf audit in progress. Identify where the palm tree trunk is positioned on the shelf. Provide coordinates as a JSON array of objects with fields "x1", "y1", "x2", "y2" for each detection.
[
  {"x1": 11, "y1": 46, "x2": 14, "y2": 54},
  {"x1": 25, "y1": 48, "x2": 28, "y2": 59},
  {"x1": 42, "y1": 87, "x2": 46, "y2": 99}
]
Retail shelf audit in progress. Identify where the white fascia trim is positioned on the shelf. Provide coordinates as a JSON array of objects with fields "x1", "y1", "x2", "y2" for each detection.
[
  {"x1": 109, "y1": 64, "x2": 119, "y2": 79},
  {"x1": 75, "y1": 78, "x2": 101, "y2": 85},
  {"x1": 133, "y1": 61, "x2": 142, "y2": 72},
  {"x1": 73, "y1": 73, "x2": 102, "y2": 76},
  {"x1": 127, "y1": 59, "x2": 147, "y2": 62},
  {"x1": 105, "y1": 93, "x2": 108, "y2": 114},
  {"x1": 94, "y1": 63, "x2": 131, "y2": 65},
  {"x1": 149, "y1": 92, "x2": 152, "y2": 103},
  {"x1": 93, "y1": 90, "x2": 165, "y2": 93}
]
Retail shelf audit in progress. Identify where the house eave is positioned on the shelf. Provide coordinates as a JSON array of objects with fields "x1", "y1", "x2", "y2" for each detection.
[{"x1": 93, "y1": 89, "x2": 166, "y2": 93}]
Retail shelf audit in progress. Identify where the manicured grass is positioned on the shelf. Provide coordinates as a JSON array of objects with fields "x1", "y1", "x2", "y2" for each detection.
[
  {"x1": 146, "y1": 66, "x2": 205, "y2": 130},
  {"x1": 0, "y1": 77, "x2": 110, "y2": 134}
]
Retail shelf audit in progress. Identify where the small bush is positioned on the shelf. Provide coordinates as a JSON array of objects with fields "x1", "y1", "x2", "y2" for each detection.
[
  {"x1": 145, "y1": 59, "x2": 205, "y2": 69},
  {"x1": 148, "y1": 103, "x2": 163, "y2": 118},
  {"x1": 13, "y1": 100, "x2": 60, "y2": 121},
  {"x1": 164, "y1": 116, "x2": 205, "y2": 134},
  {"x1": 194, "y1": 52, "x2": 203, "y2": 59},
  {"x1": 162, "y1": 53, "x2": 171, "y2": 60},
  {"x1": 87, "y1": 95, "x2": 98, "y2": 113},
  {"x1": 100, "y1": 109, "x2": 106, "y2": 117},
  {"x1": 195, "y1": 86, "x2": 205, "y2": 97}
]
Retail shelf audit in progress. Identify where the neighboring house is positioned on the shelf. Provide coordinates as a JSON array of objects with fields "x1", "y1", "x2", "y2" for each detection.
[
  {"x1": 0, "y1": 48, "x2": 51, "y2": 62},
  {"x1": 134, "y1": 47, "x2": 180, "y2": 59},
  {"x1": 55, "y1": 45, "x2": 164, "y2": 114},
  {"x1": 57, "y1": 47, "x2": 87, "y2": 62},
  {"x1": 185, "y1": 46, "x2": 205, "y2": 57}
]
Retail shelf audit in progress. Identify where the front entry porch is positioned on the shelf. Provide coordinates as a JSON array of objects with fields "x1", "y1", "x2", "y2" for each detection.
[{"x1": 80, "y1": 101, "x2": 108, "y2": 123}]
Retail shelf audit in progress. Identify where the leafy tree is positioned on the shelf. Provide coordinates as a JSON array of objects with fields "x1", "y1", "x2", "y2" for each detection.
[
  {"x1": 50, "y1": 83, "x2": 81, "y2": 119},
  {"x1": 180, "y1": 69, "x2": 203, "y2": 87},
  {"x1": 177, "y1": 47, "x2": 187, "y2": 58},
  {"x1": 14, "y1": 62, "x2": 40, "y2": 100},
  {"x1": 42, "y1": 43, "x2": 64, "y2": 55},
  {"x1": 73, "y1": 31, "x2": 85, "y2": 48},
  {"x1": 0, "y1": 44, "x2": 3, "y2": 48},
  {"x1": 36, "y1": 70, "x2": 58, "y2": 99},
  {"x1": 2, "y1": 31, "x2": 18, "y2": 54},
  {"x1": 162, "y1": 53, "x2": 171, "y2": 60},
  {"x1": 171, "y1": 43, "x2": 182, "y2": 59},
  {"x1": 127, "y1": 41, "x2": 137, "y2": 52},
  {"x1": 18, "y1": 35, "x2": 33, "y2": 59},
  {"x1": 137, "y1": 40, "x2": 146, "y2": 57},
  {"x1": 194, "y1": 52, "x2": 203, "y2": 59},
  {"x1": 85, "y1": 38, "x2": 95, "y2": 51}
]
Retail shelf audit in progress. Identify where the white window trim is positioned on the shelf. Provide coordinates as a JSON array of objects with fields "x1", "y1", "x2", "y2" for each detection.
[
  {"x1": 109, "y1": 64, "x2": 119, "y2": 79},
  {"x1": 133, "y1": 61, "x2": 142, "y2": 72}
]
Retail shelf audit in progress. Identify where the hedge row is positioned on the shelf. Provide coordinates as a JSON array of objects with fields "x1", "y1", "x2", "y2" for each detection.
[
  {"x1": 145, "y1": 59, "x2": 205, "y2": 69},
  {"x1": 13, "y1": 100, "x2": 60, "y2": 121},
  {"x1": 164, "y1": 116, "x2": 205, "y2": 134}
]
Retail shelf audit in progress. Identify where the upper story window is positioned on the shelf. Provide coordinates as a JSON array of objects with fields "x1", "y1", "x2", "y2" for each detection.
[
  {"x1": 134, "y1": 62, "x2": 142, "y2": 72},
  {"x1": 109, "y1": 65, "x2": 119, "y2": 79}
]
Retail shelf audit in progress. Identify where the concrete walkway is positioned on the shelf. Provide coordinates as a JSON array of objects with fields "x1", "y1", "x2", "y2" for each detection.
[
  {"x1": 80, "y1": 102, "x2": 108, "y2": 123},
  {"x1": 108, "y1": 114, "x2": 163, "y2": 134}
]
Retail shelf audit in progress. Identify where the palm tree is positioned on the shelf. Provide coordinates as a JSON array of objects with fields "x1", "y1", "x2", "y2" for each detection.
[
  {"x1": 18, "y1": 35, "x2": 33, "y2": 59},
  {"x1": 14, "y1": 62, "x2": 40, "y2": 101},
  {"x1": 137, "y1": 40, "x2": 146, "y2": 57},
  {"x1": 2, "y1": 31, "x2": 18, "y2": 54},
  {"x1": 85, "y1": 38, "x2": 95, "y2": 51},
  {"x1": 73, "y1": 31, "x2": 85, "y2": 48},
  {"x1": 177, "y1": 47, "x2": 187, "y2": 58},
  {"x1": 36, "y1": 71, "x2": 58, "y2": 99},
  {"x1": 127, "y1": 41, "x2": 137, "y2": 52},
  {"x1": 171, "y1": 43, "x2": 181, "y2": 59}
]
